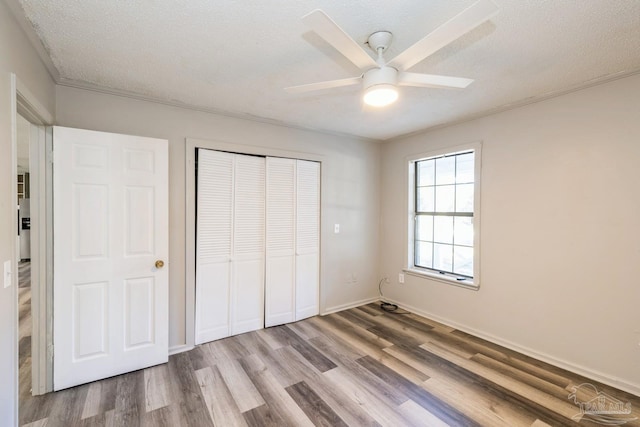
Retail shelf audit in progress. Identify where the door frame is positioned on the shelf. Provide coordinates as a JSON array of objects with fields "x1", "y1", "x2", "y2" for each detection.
[
  {"x1": 184, "y1": 138, "x2": 324, "y2": 350},
  {"x1": 12, "y1": 74, "x2": 55, "y2": 405},
  {"x1": 26, "y1": 120, "x2": 53, "y2": 395}
]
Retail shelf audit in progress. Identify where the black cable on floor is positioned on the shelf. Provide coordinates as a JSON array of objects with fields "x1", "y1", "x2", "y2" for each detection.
[
  {"x1": 378, "y1": 277, "x2": 412, "y2": 314},
  {"x1": 380, "y1": 301, "x2": 399, "y2": 311}
]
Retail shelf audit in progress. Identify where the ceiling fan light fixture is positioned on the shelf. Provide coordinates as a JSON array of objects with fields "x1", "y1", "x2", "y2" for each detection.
[
  {"x1": 363, "y1": 84, "x2": 398, "y2": 107},
  {"x1": 289, "y1": 2, "x2": 499, "y2": 106}
]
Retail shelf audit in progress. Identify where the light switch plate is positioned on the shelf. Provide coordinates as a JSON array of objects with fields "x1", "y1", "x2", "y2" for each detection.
[
  {"x1": 4, "y1": 260, "x2": 12, "y2": 288},
  {"x1": 334, "y1": 224, "x2": 340, "y2": 234}
]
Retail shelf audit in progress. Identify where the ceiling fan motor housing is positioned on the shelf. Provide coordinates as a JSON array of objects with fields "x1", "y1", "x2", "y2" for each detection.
[
  {"x1": 367, "y1": 31, "x2": 393, "y2": 53},
  {"x1": 363, "y1": 66, "x2": 398, "y2": 90}
]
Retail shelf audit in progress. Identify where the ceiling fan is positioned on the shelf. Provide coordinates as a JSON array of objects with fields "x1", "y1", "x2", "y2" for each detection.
[{"x1": 286, "y1": 0, "x2": 499, "y2": 107}]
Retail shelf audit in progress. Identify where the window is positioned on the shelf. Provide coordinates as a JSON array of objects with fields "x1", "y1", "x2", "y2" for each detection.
[{"x1": 407, "y1": 144, "x2": 480, "y2": 288}]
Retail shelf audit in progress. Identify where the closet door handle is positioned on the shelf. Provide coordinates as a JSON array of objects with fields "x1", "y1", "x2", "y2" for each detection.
[{"x1": 155, "y1": 260, "x2": 165, "y2": 269}]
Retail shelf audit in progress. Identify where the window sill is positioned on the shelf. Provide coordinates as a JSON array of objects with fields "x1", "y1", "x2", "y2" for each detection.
[{"x1": 403, "y1": 268, "x2": 480, "y2": 290}]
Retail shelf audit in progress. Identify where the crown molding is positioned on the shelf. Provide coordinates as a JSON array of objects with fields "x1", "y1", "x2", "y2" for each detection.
[
  {"x1": 56, "y1": 78, "x2": 382, "y2": 144},
  {"x1": 389, "y1": 68, "x2": 640, "y2": 142},
  {"x1": 4, "y1": 0, "x2": 60, "y2": 82}
]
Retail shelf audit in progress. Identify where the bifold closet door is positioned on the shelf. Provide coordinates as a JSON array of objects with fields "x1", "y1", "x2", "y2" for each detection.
[
  {"x1": 265, "y1": 158, "x2": 320, "y2": 327},
  {"x1": 195, "y1": 150, "x2": 265, "y2": 344},
  {"x1": 265, "y1": 158, "x2": 296, "y2": 327},
  {"x1": 231, "y1": 155, "x2": 266, "y2": 336},
  {"x1": 295, "y1": 160, "x2": 320, "y2": 321}
]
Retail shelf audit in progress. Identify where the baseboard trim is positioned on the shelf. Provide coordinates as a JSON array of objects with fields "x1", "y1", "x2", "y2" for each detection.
[
  {"x1": 169, "y1": 344, "x2": 194, "y2": 356},
  {"x1": 322, "y1": 296, "x2": 379, "y2": 315},
  {"x1": 382, "y1": 297, "x2": 640, "y2": 397}
]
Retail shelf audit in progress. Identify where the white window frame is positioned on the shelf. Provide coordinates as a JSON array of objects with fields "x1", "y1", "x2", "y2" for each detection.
[{"x1": 404, "y1": 142, "x2": 482, "y2": 290}]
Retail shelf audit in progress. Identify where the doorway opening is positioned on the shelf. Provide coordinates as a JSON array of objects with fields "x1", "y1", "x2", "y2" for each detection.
[
  {"x1": 17, "y1": 112, "x2": 33, "y2": 408},
  {"x1": 13, "y1": 77, "x2": 55, "y2": 426}
]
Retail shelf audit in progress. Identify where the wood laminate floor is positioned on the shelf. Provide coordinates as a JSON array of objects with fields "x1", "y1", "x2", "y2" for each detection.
[
  {"x1": 19, "y1": 296, "x2": 640, "y2": 426},
  {"x1": 19, "y1": 261, "x2": 33, "y2": 404}
]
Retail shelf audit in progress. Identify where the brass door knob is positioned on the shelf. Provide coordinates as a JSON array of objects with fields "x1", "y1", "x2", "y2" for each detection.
[{"x1": 155, "y1": 260, "x2": 165, "y2": 269}]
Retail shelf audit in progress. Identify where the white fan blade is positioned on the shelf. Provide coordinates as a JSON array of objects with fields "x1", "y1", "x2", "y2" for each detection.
[
  {"x1": 398, "y1": 72, "x2": 473, "y2": 89},
  {"x1": 302, "y1": 9, "x2": 378, "y2": 70},
  {"x1": 389, "y1": 0, "x2": 499, "y2": 71},
  {"x1": 285, "y1": 76, "x2": 361, "y2": 94}
]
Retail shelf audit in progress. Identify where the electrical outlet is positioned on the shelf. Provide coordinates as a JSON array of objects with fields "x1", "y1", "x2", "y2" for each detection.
[
  {"x1": 345, "y1": 273, "x2": 358, "y2": 285},
  {"x1": 398, "y1": 273, "x2": 405, "y2": 284}
]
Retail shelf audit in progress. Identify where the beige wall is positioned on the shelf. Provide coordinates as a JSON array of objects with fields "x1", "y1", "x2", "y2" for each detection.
[
  {"x1": 55, "y1": 85, "x2": 382, "y2": 349},
  {"x1": 0, "y1": 1, "x2": 56, "y2": 425},
  {"x1": 379, "y1": 73, "x2": 640, "y2": 394}
]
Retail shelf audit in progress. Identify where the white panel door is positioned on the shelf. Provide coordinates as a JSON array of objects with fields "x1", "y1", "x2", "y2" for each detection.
[
  {"x1": 196, "y1": 150, "x2": 265, "y2": 343},
  {"x1": 230, "y1": 155, "x2": 265, "y2": 335},
  {"x1": 53, "y1": 127, "x2": 168, "y2": 391},
  {"x1": 295, "y1": 160, "x2": 320, "y2": 321},
  {"x1": 195, "y1": 150, "x2": 233, "y2": 344},
  {"x1": 265, "y1": 157, "x2": 296, "y2": 327}
]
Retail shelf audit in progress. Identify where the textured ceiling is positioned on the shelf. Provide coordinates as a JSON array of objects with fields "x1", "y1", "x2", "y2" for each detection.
[{"x1": 17, "y1": 0, "x2": 640, "y2": 140}]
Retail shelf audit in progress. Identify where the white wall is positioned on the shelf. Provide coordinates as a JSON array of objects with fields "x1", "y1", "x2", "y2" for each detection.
[
  {"x1": 379, "y1": 73, "x2": 640, "y2": 394},
  {"x1": 0, "y1": 1, "x2": 56, "y2": 425},
  {"x1": 55, "y1": 85, "x2": 381, "y2": 349}
]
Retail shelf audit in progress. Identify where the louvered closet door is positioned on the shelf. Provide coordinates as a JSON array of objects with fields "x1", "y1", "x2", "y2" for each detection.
[
  {"x1": 231, "y1": 155, "x2": 265, "y2": 335},
  {"x1": 196, "y1": 150, "x2": 233, "y2": 344},
  {"x1": 295, "y1": 160, "x2": 320, "y2": 321},
  {"x1": 265, "y1": 157, "x2": 296, "y2": 327},
  {"x1": 196, "y1": 150, "x2": 265, "y2": 343}
]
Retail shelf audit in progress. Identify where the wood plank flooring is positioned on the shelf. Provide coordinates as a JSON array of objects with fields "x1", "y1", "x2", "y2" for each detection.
[
  {"x1": 18, "y1": 261, "x2": 33, "y2": 404},
  {"x1": 19, "y1": 300, "x2": 640, "y2": 426}
]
